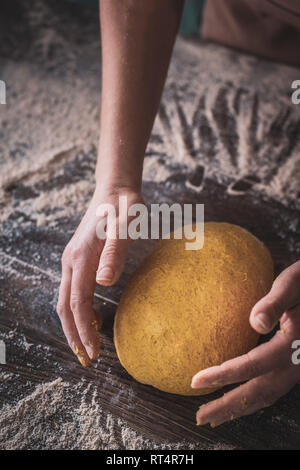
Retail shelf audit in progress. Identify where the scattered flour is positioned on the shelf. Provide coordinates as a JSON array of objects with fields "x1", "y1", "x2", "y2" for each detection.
[
  {"x1": 1, "y1": 29, "x2": 300, "y2": 230},
  {"x1": 0, "y1": 376, "x2": 234, "y2": 450}
]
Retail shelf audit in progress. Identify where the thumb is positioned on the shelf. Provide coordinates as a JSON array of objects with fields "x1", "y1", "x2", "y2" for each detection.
[
  {"x1": 250, "y1": 262, "x2": 300, "y2": 334},
  {"x1": 96, "y1": 237, "x2": 129, "y2": 286}
]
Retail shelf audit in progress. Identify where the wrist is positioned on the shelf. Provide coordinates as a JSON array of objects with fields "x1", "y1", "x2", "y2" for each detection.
[
  {"x1": 95, "y1": 162, "x2": 142, "y2": 196},
  {"x1": 93, "y1": 178, "x2": 142, "y2": 202},
  {"x1": 95, "y1": 147, "x2": 144, "y2": 196}
]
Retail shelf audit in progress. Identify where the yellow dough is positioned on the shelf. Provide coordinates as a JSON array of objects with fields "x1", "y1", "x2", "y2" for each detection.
[{"x1": 114, "y1": 222, "x2": 274, "y2": 396}]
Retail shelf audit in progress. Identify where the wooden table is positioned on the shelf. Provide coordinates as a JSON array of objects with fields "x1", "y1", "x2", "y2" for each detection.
[{"x1": 1, "y1": 176, "x2": 300, "y2": 449}]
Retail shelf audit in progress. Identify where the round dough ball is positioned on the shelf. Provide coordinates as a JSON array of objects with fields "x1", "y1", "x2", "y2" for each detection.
[{"x1": 114, "y1": 222, "x2": 274, "y2": 396}]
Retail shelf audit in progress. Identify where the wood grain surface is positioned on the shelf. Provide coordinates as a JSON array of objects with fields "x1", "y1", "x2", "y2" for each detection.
[{"x1": 1, "y1": 178, "x2": 300, "y2": 450}]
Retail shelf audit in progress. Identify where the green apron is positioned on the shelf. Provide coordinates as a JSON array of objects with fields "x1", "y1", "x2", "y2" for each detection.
[{"x1": 65, "y1": 0, "x2": 204, "y2": 35}]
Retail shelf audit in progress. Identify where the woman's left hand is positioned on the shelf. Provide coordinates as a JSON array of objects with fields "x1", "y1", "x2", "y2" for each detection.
[{"x1": 191, "y1": 261, "x2": 300, "y2": 427}]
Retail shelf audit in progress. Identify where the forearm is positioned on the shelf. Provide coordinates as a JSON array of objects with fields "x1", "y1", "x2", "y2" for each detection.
[{"x1": 96, "y1": 0, "x2": 184, "y2": 192}]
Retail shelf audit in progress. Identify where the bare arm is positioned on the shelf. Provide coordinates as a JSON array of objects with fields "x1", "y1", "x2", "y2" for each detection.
[
  {"x1": 96, "y1": 0, "x2": 184, "y2": 191},
  {"x1": 57, "y1": 0, "x2": 184, "y2": 366}
]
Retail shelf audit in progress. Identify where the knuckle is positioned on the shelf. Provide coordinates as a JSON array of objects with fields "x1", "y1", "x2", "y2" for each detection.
[
  {"x1": 279, "y1": 262, "x2": 300, "y2": 284},
  {"x1": 70, "y1": 245, "x2": 84, "y2": 261},
  {"x1": 265, "y1": 295, "x2": 282, "y2": 320},
  {"x1": 62, "y1": 241, "x2": 86, "y2": 264},
  {"x1": 219, "y1": 361, "x2": 231, "y2": 379},
  {"x1": 56, "y1": 301, "x2": 67, "y2": 318},
  {"x1": 270, "y1": 299, "x2": 283, "y2": 320},
  {"x1": 102, "y1": 242, "x2": 120, "y2": 264},
  {"x1": 70, "y1": 292, "x2": 89, "y2": 312},
  {"x1": 61, "y1": 247, "x2": 71, "y2": 265},
  {"x1": 62, "y1": 242, "x2": 85, "y2": 265}
]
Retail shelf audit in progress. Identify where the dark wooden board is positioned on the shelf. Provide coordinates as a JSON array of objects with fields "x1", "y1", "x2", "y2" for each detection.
[{"x1": 1, "y1": 178, "x2": 300, "y2": 450}]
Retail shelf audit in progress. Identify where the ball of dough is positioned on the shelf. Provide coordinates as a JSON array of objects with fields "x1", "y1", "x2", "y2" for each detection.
[{"x1": 114, "y1": 222, "x2": 273, "y2": 396}]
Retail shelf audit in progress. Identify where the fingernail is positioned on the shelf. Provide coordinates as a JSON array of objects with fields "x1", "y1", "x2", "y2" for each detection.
[
  {"x1": 191, "y1": 371, "x2": 206, "y2": 388},
  {"x1": 85, "y1": 336, "x2": 101, "y2": 361},
  {"x1": 191, "y1": 379, "x2": 198, "y2": 389},
  {"x1": 96, "y1": 266, "x2": 114, "y2": 282},
  {"x1": 191, "y1": 377, "x2": 205, "y2": 389},
  {"x1": 191, "y1": 367, "x2": 218, "y2": 388},
  {"x1": 74, "y1": 346, "x2": 90, "y2": 367},
  {"x1": 196, "y1": 414, "x2": 206, "y2": 426},
  {"x1": 78, "y1": 355, "x2": 90, "y2": 367},
  {"x1": 85, "y1": 344, "x2": 95, "y2": 361},
  {"x1": 253, "y1": 312, "x2": 272, "y2": 332}
]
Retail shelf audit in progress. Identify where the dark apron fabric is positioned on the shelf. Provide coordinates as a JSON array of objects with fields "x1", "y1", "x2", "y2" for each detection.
[{"x1": 202, "y1": 0, "x2": 300, "y2": 67}]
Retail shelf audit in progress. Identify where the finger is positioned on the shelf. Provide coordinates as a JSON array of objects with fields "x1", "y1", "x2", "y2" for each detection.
[
  {"x1": 96, "y1": 237, "x2": 129, "y2": 286},
  {"x1": 250, "y1": 261, "x2": 300, "y2": 334},
  {"x1": 191, "y1": 327, "x2": 291, "y2": 389},
  {"x1": 196, "y1": 367, "x2": 297, "y2": 427},
  {"x1": 57, "y1": 265, "x2": 91, "y2": 367},
  {"x1": 70, "y1": 260, "x2": 101, "y2": 361}
]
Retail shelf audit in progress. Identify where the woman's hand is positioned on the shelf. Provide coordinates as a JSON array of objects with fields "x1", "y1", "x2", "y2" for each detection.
[
  {"x1": 56, "y1": 185, "x2": 143, "y2": 366},
  {"x1": 192, "y1": 261, "x2": 300, "y2": 427}
]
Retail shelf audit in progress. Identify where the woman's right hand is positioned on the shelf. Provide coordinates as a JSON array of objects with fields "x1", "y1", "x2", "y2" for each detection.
[{"x1": 56, "y1": 185, "x2": 143, "y2": 367}]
